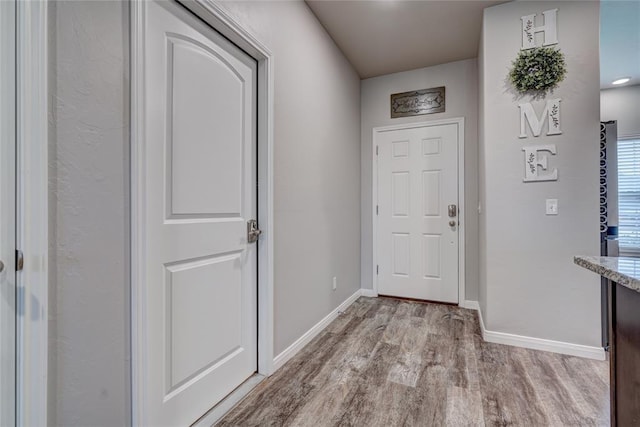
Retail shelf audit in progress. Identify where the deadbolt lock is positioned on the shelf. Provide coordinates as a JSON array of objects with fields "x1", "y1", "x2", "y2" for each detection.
[{"x1": 448, "y1": 204, "x2": 457, "y2": 218}]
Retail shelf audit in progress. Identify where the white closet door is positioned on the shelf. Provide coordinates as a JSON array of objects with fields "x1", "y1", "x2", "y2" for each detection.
[{"x1": 140, "y1": 1, "x2": 258, "y2": 425}]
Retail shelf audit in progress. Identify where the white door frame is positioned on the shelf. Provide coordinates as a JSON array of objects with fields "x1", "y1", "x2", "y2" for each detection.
[
  {"x1": 16, "y1": 1, "x2": 49, "y2": 425},
  {"x1": 130, "y1": 0, "x2": 275, "y2": 424},
  {"x1": 372, "y1": 117, "x2": 465, "y2": 304}
]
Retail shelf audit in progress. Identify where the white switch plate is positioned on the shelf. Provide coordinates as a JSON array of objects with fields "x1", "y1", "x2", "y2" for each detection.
[
  {"x1": 332, "y1": 276, "x2": 337, "y2": 290},
  {"x1": 546, "y1": 199, "x2": 558, "y2": 215}
]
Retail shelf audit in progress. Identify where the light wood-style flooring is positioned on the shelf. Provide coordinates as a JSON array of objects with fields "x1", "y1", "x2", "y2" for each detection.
[{"x1": 218, "y1": 297, "x2": 609, "y2": 426}]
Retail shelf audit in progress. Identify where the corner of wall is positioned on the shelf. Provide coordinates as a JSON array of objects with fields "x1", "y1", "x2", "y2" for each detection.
[{"x1": 477, "y1": 8, "x2": 488, "y2": 317}]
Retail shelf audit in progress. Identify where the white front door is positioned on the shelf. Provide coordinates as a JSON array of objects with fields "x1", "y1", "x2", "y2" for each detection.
[
  {"x1": 140, "y1": 1, "x2": 257, "y2": 425},
  {"x1": 376, "y1": 123, "x2": 459, "y2": 303},
  {"x1": 0, "y1": 1, "x2": 15, "y2": 424}
]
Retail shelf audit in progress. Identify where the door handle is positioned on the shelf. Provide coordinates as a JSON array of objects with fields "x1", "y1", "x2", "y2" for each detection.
[
  {"x1": 448, "y1": 204, "x2": 457, "y2": 218},
  {"x1": 247, "y1": 220, "x2": 262, "y2": 243}
]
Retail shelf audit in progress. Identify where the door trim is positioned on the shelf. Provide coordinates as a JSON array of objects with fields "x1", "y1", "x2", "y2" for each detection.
[
  {"x1": 372, "y1": 117, "x2": 466, "y2": 305},
  {"x1": 130, "y1": 0, "x2": 275, "y2": 424},
  {"x1": 16, "y1": 1, "x2": 49, "y2": 425}
]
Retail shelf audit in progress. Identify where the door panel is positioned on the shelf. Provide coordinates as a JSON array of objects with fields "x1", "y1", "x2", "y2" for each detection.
[
  {"x1": 0, "y1": 0, "x2": 15, "y2": 425},
  {"x1": 142, "y1": 2, "x2": 257, "y2": 425},
  {"x1": 377, "y1": 124, "x2": 459, "y2": 303},
  {"x1": 167, "y1": 35, "x2": 244, "y2": 217}
]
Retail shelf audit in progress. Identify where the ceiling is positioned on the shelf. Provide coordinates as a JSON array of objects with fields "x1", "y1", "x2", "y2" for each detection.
[
  {"x1": 306, "y1": 0, "x2": 508, "y2": 79},
  {"x1": 306, "y1": 1, "x2": 640, "y2": 89},
  {"x1": 600, "y1": 0, "x2": 640, "y2": 89}
]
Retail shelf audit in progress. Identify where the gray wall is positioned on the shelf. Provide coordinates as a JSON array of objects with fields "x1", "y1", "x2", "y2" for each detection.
[
  {"x1": 48, "y1": 2, "x2": 361, "y2": 424},
  {"x1": 360, "y1": 59, "x2": 480, "y2": 301},
  {"x1": 216, "y1": 1, "x2": 361, "y2": 355},
  {"x1": 48, "y1": 1, "x2": 130, "y2": 426},
  {"x1": 478, "y1": 1, "x2": 601, "y2": 346},
  {"x1": 601, "y1": 85, "x2": 640, "y2": 137}
]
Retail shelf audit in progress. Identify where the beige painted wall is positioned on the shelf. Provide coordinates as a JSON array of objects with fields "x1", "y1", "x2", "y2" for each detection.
[
  {"x1": 360, "y1": 59, "x2": 480, "y2": 301},
  {"x1": 478, "y1": 1, "x2": 601, "y2": 346}
]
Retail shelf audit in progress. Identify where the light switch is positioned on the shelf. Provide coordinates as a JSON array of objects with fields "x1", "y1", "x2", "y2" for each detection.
[{"x1": 546, "y1": 199, "x2": 558, "y2": 215}]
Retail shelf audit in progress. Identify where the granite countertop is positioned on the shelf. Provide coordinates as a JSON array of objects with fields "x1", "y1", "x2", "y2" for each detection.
[{"x1": 574, "y1": 256, "x2": 640, "y2": 293}]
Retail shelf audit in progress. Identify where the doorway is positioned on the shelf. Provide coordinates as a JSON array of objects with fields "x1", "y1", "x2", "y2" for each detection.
[
  {"x1": 373, "y1": 119, "x2": 465, "y2": 304},
  {"x1": 131, "y1": 1, "x2": 275, "y2": 425}
]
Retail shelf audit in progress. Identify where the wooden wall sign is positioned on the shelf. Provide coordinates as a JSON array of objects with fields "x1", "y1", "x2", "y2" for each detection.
[{"x1": 390, "y1": 87, "x2": 445, "y2": 118}]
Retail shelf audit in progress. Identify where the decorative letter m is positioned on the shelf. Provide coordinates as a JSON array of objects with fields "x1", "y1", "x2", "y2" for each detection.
[{"x1": 519, "y1": 98, "x2": 562, "y2": 138}]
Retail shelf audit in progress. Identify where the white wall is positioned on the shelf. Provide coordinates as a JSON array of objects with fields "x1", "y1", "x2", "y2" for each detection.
[
  {"x1": 216, "y1": 1, "x2": 361, "y2": 355},
  {"x1": 48, "y1": 1, "x2": 130, "y2": 425},
  {"x1": 478, "y1": 1, "x2": 601, "y2": 347},
  {"x1": 360, "y1": 59, "x2": 480, "y2": 301},
  {"x1": 601, "y1": 85, "x2": 640, "y2": 137}
]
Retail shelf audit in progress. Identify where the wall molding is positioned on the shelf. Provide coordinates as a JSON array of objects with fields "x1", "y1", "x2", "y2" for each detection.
[
  {"x1": 467, "y1": 301, "x2": 605, "y2": 361},
  {"x1": 16, "y1": 1, "x2": 49, "y2": 425},
  {"x1": 460, "y1": 300, "x2": 480, "y2": 310},
  {"x1": 360, "y1": 289, "x2": 378, "y2": 298},
  {"x1": 272, "y1": 290, "x2": 362, "y2": 372},
  {"x1": 356, "y1": 294, "x2": 603, "y2": 360}
]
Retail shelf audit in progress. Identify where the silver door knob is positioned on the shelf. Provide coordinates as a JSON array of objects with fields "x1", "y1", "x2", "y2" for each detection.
[
  {"x1": 449, "y1": 220, "x2": 456, "y2": 227},
  {"x1": 247, "y1": 220, "x2": 262, "y2": 243}
]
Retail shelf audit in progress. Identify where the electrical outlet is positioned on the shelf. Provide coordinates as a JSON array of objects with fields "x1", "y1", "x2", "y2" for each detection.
[
  {"x1": 546, "y1": 199, "x2": 558, "y2": 215},
  {"x1": 332, "y1": 276, "x2": 337, "y2": 291}
]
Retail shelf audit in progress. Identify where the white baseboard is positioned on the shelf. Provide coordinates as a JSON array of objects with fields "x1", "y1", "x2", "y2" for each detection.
[
  {"x1": 273, "y1": 292, "x2": 604, "y2": 375},
  {"x1": 472, "y1": 302, "x2": 605, "y2": 361},
  {"x1": 460, "y1": 300, "x2": 480, "y2": 310},
  {"x1": 360, "y1": 288, "x2": 378, "y2": 298},
  {"x1": 272, "y1": 289, "x2": 362, "y2": 372}
]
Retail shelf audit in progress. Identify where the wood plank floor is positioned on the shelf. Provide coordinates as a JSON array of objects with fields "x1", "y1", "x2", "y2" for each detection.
[{"x1": 217, "y1": 297, "x2": 609, "y2": 426}]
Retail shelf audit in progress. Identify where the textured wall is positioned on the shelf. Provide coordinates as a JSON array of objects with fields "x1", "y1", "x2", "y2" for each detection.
[
  {"x1": 48, "y1": 1, "x2": 130, "y2": 425},
  {"x1": 360, "y1": 59, "x2": 480, "y2": 302},
  {"x1": 478, "y1": 1, "x2": 601, "y2": 346}
]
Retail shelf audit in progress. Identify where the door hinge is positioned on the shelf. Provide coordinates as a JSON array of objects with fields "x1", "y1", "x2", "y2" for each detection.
[
  {"x1": 376, "y1": 265, "x2": 379, "y2": 275},
  {"x1": 376, "y1": 146, "x2": 379, "y2": 155},
  {"x1": 15, "y1": 249, "x2": 24, "y2": 272},
  {"x1": 376, "y1": 205, "x2": 379, "y2": 215}
]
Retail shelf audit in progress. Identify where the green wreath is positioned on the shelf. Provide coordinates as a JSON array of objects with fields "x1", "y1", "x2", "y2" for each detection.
[{"x1": 509, "y1": 46, "x2": 567, "y2": 95}]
